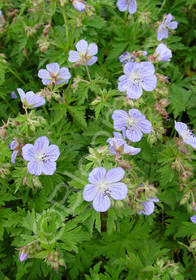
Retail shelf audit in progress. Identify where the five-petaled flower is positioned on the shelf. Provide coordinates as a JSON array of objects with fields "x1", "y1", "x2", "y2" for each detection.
[
  {"x1": 154, "y1": 43, "x2": 172, "y2": 62},
  {"x1": 190, "y1": 207, "x2": 196, "y2": 224},
  {"x1": 22, "y1": 136, "x2": 60, "y2": 176},
  {"x1": 72, "y1": 0, "x2": 86, "y2": 12},
  {"x1": 157, "y1": 13, "x2": 178, "y2": 41},
  {"x1": 118, "y1": 62, "x2": 157, "y2": 99},
  {"x1": 68, "y1": 39, "x2": 98, "y2": 66},
  {"x1": 138, "y1": 196, "x2": 159, "y2": 216},
  {"x1": 117, "y1": 0, "x2": 137, "y2": 14},
  {"x1": 83, "y1": 167, "x2": 128, "y2": 212},
  {"x1": 17, "y1": 88, "x2": 46, "y2": 108},
  {"x1": 38, "y1": 62, "x2": 71, "y2": 86},
  {"x1": 119, "y1": 52, "x2": 135, "y2": 65},
  {"x1": 107, "y1": 132, "x2": 141, "y2": 155},
  {"x1": 9, "y1": 137, "x2": 20, "y2": 164},
  {"x1": 112, "y1": 109, "x2": 152, "y2": 142},
  {"x1": 175, "y1": 121, "x2": 196, "y2": 149}
]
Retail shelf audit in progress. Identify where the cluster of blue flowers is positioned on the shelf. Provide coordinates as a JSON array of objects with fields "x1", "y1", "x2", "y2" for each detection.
[{"x1": 8, "y1": 1, "x2": 196, "y2": 221}]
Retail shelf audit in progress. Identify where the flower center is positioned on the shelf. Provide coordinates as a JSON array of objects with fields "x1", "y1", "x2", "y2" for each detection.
[
  {"x1": 129, "y1": 71, "x2": 140, "y2": 85},
  {"x1": 128, "y1": 117, "x2": 136, "y2": 127},
  {"x1": 36, "y1": 152, "x2": 49, "y2": 162}
]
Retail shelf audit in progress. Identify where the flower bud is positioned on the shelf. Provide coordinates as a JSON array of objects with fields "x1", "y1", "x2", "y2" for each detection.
[{"x1": 19, "y1": 247, "x2": 28, "y2": 262}]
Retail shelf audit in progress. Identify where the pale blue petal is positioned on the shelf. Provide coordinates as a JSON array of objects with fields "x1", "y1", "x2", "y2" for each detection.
[
  {"x1": 17, "y1": 88, "x2": 26, "y2": 102},
  {"x1": 41, "y1": 79, "x2": 51, "y2": 85},
  {"x1": 88, "y1": 167, "x2": 106, "y2": 184},
  {"x1": 138, "y1": 119, "x2": 152, "y2": 134},
  {"x1": 76, "y1": 39, "x2": 88, "y2": 54},
  {"x1": 109, "y1": 182, "x2": 128, "y2": 200},
  {"x1": 128, "y1": 109, "x2": 143, "y2": 120},
  {"x1": 126, "y1": 84, "x2": 143, "y2": 99},
  {"x1": 68, "y1": 51, "x2": 81, "y2": 63},
  {"x1": 47, "y1": 144, "x2": 60, "y2": 161},
  {"x1": 128, "y1": 0, "x2": 137, "y2": 14},
  {"x1": 83, "y1": 184, "x2": 98, "y2": 202},
  {"x1": 9, "y1": 139, "x2": 18, "y2": 150},
  {"x1": 22, "y1": 144, "x2": 35, "y2": 161},
  {"x1": 34, "y1": 136, "x2": 49, "y2": 153},
  {"x1": 88, "y1": 43, "x2": 98, "y2": 56},
  {"x1": 113, "y1": 132, "x2": 124, "y2": 139},
  {"x1": 117, "y1": 0, "x2": 128, "y2": 12},
  {"x1": 112, "y1": 110, "x2": 129, "y2": 131},
  {"x1": 174, "y1": 121, "x2": 188, "y2": 137},
  {"x1": 124, "y1": 62, "x2": 137, "y2": 75},
  {"x1": 19, "y1": 251, "x2": 28, "y2": 262},
  {"x1": 11, "y1": 150, "x2": 18, "y2": 164},
  {"x1": 105, "y1": 167, "x2": 125, "y2": 183},
  {"x1": 157, "y1": 25, "x2": 169, "y2": 41},
  {"x1": 126, "y1": 127, "x2": 143, "y2": 142},
  {"x1": 190, "y1": 216, "x2": 196, "y2": 224},
  {"x1": 118, "y1": 75, "x2": 129, "y2": 92},
  {"x1": 141, "y1": 201, "x2": 155, "y2": 215},
  {"x1": 86, "y1": 56, "x2": 97, "y2": 66},
  {"x1": 148, "y1": 196, "x2": 159, "y2": 203},
  {"x1": 38, "y1": 69, "x2": 50, "y2": 79},
  {"x1": 46, "y1": 63, "x2": 60, "y2": 75},
  {"x1": 58, "y1": 67, "x2": 71, "y2": 80},
  {"x1": 140, "y1": 62, "x2": 155, "y2": 75},
  {"x1": 123, "y1": 144, "x2": 141, "y2": 155},
  {"x1": 27, "y1": 160, "x2": 43, "y2": 176},
  {"x1": 142, "y1": 75, "x2": 157, "y2": 91},
  {"x1": 73, "y1": 1, "x2": 86, "y2": 12},
  {"x1": 93, "y1": 191, "x2": 111, "y2": 212},
  {"x1": 167, "y1": 21, "x2": 178, "y2": 30},
  {"x1": 165, "y1": 13, "x2": 173, "y2": 24},
  {"x1": 56, "y1": 79, "x2": 68, "y2": 85},
  {"x1": 42, "y1": 161, "x2": 56, "y2": 175}
]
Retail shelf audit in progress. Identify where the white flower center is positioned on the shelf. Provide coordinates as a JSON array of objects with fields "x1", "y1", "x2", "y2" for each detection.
[
  {"x1": 128, "y1": 117, "x2": 137, "y2": 127},
  {"x1": 129, "y1": 71, "x2": 141, "y2": 86},
  {"x1": 97, "y1": 180, "x2": 111, "y2": 196},
  {"x1": 36, "y1": 152, "x2": 49, "y2": 162}
]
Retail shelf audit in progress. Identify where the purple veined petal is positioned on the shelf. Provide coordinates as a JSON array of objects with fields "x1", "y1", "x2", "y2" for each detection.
[
  {"x1": 123, "y1": 62, "x2": 137, "y2": 75},
  {"x1": 148, "y1": 196, "x2": 159, "y2": 203},
  {"x1": 157, "y1": 25, "x2": 169, "y2": 41},
  {"x1": 46, "y1": 144, "x2": 60, "y2": 161},
  {"x1": 128, "y1": 0, "x2": 137, "y2": 14},
  {"x1": 41, "y1": 79, "x2": 51, "y2": 86},
  {"x1": 117, "y1": 0, "x2": 129, "y2": 12},
  {"x1": 27, "y1": 160, "x2": 43, "y2": 176},
  {"x1": 105, "y1": 167, "x2": 125, "y2": 183},
  {"x1": 183, "y1": 138, "x2": 196, "y2": 149},
  {"x1": 154, "y1": 43, "x2": 172, "y2": 62},
  {"x1": 109, "y1": 182, "x2": 128, "y2": 200},
  {"x1": 123, "y1": 144, "x2": 141, "y2": 155},
  {"x1": 138, "y1": 119, "x2": 152, "y2": 134},
  {"x1": 34, "y1": 136, "x2": 50, "y2": 153},
  {"x1": 58, "y1": 67, "x2": 71, "y2": 80},
  {"x1": 126, "y1": 84, "x2": 143, "y2": 99},
  {"x1": 38, "y1": 69, "x2": 50, "y2": 79},
  {"x1": 113, "y1": 132, "x2": 124, "y2": 139},
  {"x1": 73, "y1": 0, "x2": 86, "y2": 12},
  {"x1": 9, "y1": 139, "x2": 18, "y2": 150},
  {"x1": 25, "y1": 91, "x2": 37, "y2": 105},
  {"x1": 108, "y1": 147, "x2": 116, "y2": 154},
  {"x1": 68, "y1": 50, "x2": 81, "y2": 63},
  {"x1": 140, "y1": 61, "x2": 155, "y2": 75},
  {"x1": 11, "y1": 150, "x2": 19, "y2": 164},
  {"x1": 141, "y1": 201, "x2": 155, "y2": 215},
  {"x1": 31, "y1": 95, "x2": 46, "y2": 108},
  {"x1": 167, "y1": 21, "x2": 178, "y2": 30},
  {"x1": 46, "y1": 63, "x2": 60, "y2": 75},
  {"x1": 142, "y1": 75, "x2": 157, "y2": 92},
  {"x1": 76, "y1": 39, "x2": 88, "y2": 55},
  {"x1": 19, "y1": 251, "x2": 28, "y2": 262},
  {"x1": 42, "y1": 161, "x2": 56, "y2": 175},
  {"x1": 174, "y1": 121, "x2": 188, "y2": 137},
  {"x1": 190, "y1": 216, "x2": 196, "y2": 224},
  {"x1": 87, "y1": 43, "x2": 98, "y2": 56},
  {"x1": 165, "y1": 13, "x2": 173, "y2": 24},
  {"x1": 126, "y1": 127, "x2": 143, "y2": 142},
  {"x1": 128, "y1": 109, "x2": 143, "y2": 120},
  {"x1": 56, "y1": 79, "x2": 68, "y2": 85},
  {"x1": 88, "y1": 167, "x2": 106, "y2": 184},
  {"x1": 17, "y1": 88, "x2": 26, "y2": 102},
  {"x1": 83, "y1": 184, "x2": 98, "y2": 202},
  {"x1": 112, "y1": 110, "x2": 129, "y2": 131},
  {"x1": 118, "y1": 75, "x2": 129, "y2": 92},
  {"x1": 86, "y1": 56, "x2": 98, "y2": 66},
  {"x1": 22, "y1": 144, "x2": 35, "y2": 161},
  {"x1": 93, "y1": 191, "x2": 111, "y2": 212}
]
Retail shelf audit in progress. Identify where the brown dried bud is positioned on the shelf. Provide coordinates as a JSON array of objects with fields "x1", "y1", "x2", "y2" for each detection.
[{"x1": 119, "y1": 160, "x2": 131, "y2": 170}]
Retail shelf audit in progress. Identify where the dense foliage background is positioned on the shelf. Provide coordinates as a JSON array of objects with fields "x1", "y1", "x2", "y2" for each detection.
[{"x1": 0, "y1": 0, "x2": 196, "y2": 279}]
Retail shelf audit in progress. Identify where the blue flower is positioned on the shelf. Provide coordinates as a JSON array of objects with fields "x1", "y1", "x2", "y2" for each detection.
[
  {"x1": 22, "y1": 136, "x2": 60, "y2": 176},
  {"x1": 38, "y1": 62, "x2": 71, "y2": 86},
  {"x1": 154, "y1": 43, "x2": 172, "y2": 62},
  {"x1": 17, "y1": 88, "x2": 46, "y2": 108},
  {"x1": 9, "y1": 137, "x2": 20, "y2": 164},
  {"x1": 19, "y1": 248, "x2": 28, "y2": 262},
  {"x1": 73, "y1": 0, "x2": 86, "y2": 12},
  {"x1": 107, "y1": 132, "x2": 141, "y2": 155},
  {"x1": 190, "y1": 207, "x2": 196, "y2": 224},
  {"x1": 117, "y1": 0, "x2": 137, "y2": 14},
  {"x1": 157, "y1": 14, "x2": 178, "y2": 41},
  {"x1": 118, "y1": 62, "x2": 157, "y2": 99},
  {"x1": 138, "y1": 196, "x2": 159, "y2": 216},
  {"x1": 112, "y1": 109, "x2": 152, "y2": 142},
  {"x1": 83, "y1": 167, "x2": 128, "y2": 212},
  {"x1": 119, "y1": 52, "x2": 135, "y2": 64},
  {"x1": 175, "y1": 121, "x2": 196, "y2": 149},
  {"x1": 68, "y1": 39, "x2": 98, "y2": 66},
  {"x1": 10, "y1": 91, "x2": 18, "y2": 99}
]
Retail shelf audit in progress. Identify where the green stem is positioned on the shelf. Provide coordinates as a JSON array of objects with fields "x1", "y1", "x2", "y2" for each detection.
[
  {"x1": 85, "y1": 63, "x2": 91, "y2": 82},
  {"x1": 8, "y1": 67, "x2": 25, "y2": 85},
  {"x1": 158, "y1": 0, "x2": 167, "y2": 14}
]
